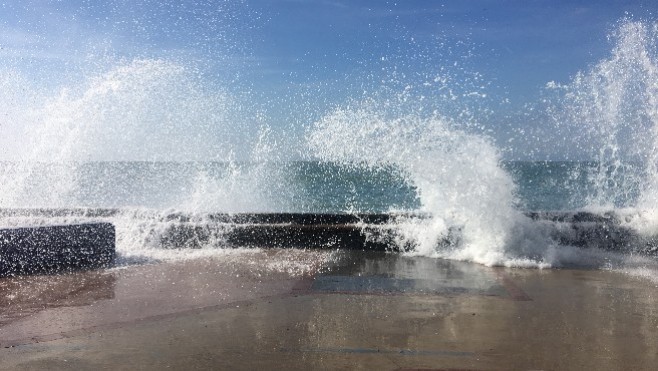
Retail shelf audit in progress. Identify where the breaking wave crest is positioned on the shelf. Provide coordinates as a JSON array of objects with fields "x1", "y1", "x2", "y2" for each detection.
[{"x1": 306, "y1": 99, "x2": 563, "y2": 267}]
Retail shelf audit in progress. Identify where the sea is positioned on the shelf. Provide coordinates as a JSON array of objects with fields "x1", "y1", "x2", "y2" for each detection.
[
  {"x1": 3, "y1": 19, "x2": 658, "y2": 280},
  {"x1": 0, "y1": 159, "x2": 657, "y2": 272}
]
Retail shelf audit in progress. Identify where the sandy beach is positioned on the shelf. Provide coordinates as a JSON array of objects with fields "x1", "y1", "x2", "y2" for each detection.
[{"x1": 1, "y1": 249, "x2": 657, "y2": 370}]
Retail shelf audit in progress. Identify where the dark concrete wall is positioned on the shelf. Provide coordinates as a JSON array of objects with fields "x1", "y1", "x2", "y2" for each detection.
[
  {"x1": 224, "y1": 224, "x2": 394, "y2": 250},
  {"x1": 158, "y1": 223, "x2": 397, "y2": 250},
  {"x1": 157, "y1": 212, "x2": 658, "y2": 254},
  {"x1": 2, "y1": 211, "x2": 656, "y2": 267},
  {"x1": 0, "y1": 223, "x2": 115, "y2": 277},
  {"x1": 155, "y1": 213, "x2": 409, "y2": 250}
]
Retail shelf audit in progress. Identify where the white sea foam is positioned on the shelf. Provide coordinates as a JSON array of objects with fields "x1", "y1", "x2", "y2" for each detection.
[
  {"x1": 543, "y1": 19, "x2": 658, "y2": 259},
  {"x1": 549, "y1": 20, "x2": 658, "y2": 212},
  {"x1": 0, "y1": 59, "x2": 257, "y2": 208},
  {"x1": 0, "y1": 58, "x2": 292, "y2": 265},
  {"x1": 306, "y1": 98, "x2": 565, "y2": 267}
]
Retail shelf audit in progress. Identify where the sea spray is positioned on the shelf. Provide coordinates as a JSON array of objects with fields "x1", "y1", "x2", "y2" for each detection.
[
  {"x1": 0, "y1": 58, "x2": 285, "y2": 261},
  {"x1": 0, "y1": 59, "x2": 246, "y2": 209},
  {"x1": 31, "y1": 59, "x2": 237, "y2": 163},
  {"x1": 5, "y1": 13, "x2": 658, "y2": 271},
  {"x1": 546, "y1": 19, "x2": 658, "y2": 211},
  {"x1": 538, "y1": 18, "x2": 658, "y2": 248},
  {"x1": 307, "y1": 99, "x2": 555, "y2": 266}
]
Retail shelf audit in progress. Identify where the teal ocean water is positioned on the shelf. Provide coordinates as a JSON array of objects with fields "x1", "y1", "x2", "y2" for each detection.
[
  {"x1": 0, "y1": 160, "x2": 641, "y2": 212},
  {"x1": 1, "y1": 159, "x2": 657, "y2": 271}
]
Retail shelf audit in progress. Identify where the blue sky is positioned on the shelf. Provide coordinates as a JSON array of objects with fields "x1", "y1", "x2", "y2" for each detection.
[{"x1": 1, "y1": 0, "x2": 657, "y2": 160}]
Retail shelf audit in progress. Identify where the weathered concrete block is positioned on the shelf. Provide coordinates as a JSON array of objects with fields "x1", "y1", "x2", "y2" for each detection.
[
  {"x1": 224, "y1": 224, "x2": 392, "y2": 250},
  {"x1": 0, "y1": 223, "x2": 115, "y2": 277},
  {"x1": 157, "y1": 213, "x2": 404, "y2": 250}
]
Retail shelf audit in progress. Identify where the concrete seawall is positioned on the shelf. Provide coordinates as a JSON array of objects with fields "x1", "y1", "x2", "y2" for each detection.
[
  {"x1": 527, "y1": 211, "x2": 658, "y2": 255},
  {"x1": 160, "y1": 213, "x2": 401, "y2": 250},
  {"x1": 0, "y1": 210, "x2": 656, "y2": 278},
  {"x1": 0, "y1": 223, "x2": 115, "y2": 277},
  {"x1": 160, "y1": 211, "x2": 658, "y2": 254}
]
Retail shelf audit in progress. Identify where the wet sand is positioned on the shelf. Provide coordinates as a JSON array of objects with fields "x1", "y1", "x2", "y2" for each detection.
[{"x1": 1, "y1": 249, "x2": 658, "y2": 370}]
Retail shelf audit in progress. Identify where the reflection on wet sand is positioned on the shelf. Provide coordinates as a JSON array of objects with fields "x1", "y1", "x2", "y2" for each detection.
[
  {"x1": 312, "y1": 252, "x2": 509, "y2": 296},
  {"x1": 2, "y1": 251, "x2": 658, "y2": 370},
  {"x1": 0, "y1": 271, "x2": 116, "y2": 326},
  {"x1": 0, "y1": 249, "x2": 338, "y2": 347}
]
